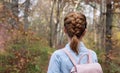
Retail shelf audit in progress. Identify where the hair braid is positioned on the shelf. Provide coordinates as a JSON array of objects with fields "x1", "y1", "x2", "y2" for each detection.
[{"x1": 64, "y1": 12, "x2": 87, "y2": 54}]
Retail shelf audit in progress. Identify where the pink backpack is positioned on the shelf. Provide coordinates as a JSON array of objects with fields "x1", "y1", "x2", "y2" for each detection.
[{"x1": 63, "y1": 49, "x2": 103, "y2": 73}]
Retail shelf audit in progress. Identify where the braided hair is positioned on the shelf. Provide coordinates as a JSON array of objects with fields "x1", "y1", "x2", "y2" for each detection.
[{"x1": 64, "y1": 12, "x2": 87, "y2": 54}]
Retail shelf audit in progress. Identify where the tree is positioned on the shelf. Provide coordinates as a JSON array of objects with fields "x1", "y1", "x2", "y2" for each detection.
[
  {"x1": 105, "y1": 0, "x2": 113, "y2": 56},
  {"x1": 49, "y1": 0, "x2": 56, "y2": 47},
  {"x1": 3, "y1": 0, "x2": 19, "y2": 29},
  {"x1": 23, "y1": 0, "x2": 30, "y2": 30}
]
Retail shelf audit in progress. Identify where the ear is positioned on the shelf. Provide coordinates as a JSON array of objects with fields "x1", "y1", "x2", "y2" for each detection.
[
  {"x1": 79, "y1": 29, "x2": 87, "y2": 40},
  {"x1": 81, "y1": 29, "x2": 87, "y2": 38},
  {"x1": 64, "y1": 27, "x2": 67, "y2": 33},
  {"x1": 82, "y1": 29, "x2": 87, "y2": 36},
  {"x1": 83, "y1": 29, "x2": 87, "y2": 35}
]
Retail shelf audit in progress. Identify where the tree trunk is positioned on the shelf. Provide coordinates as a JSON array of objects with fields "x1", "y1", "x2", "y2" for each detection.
[
  {"x1": 99, "y1": 0, "x2": 106, "y2": 49},
  {"x1": 11, "y1": 0, "x2": 19, "y2": 28},
  {"x1": 24, "y1": 0, "x2": 30, "y2": 31},
  {"x1": 53, "y1": 0, "x2": 61, "y2": 48},
  {"x1": 105, "y1": 0, "x2": 113, "y2": 62},
  {"x1": 49, "y1": 0, "x2": 55, "y2": 47}
]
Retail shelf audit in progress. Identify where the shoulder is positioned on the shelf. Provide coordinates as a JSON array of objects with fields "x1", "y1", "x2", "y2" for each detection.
[
  {"x1": 47, "y1": 49, "x2": 65, "y2": 73},
  {"x1": 89, "y1": 49, "x2": 97, "y2": 56},
  {"x1": 50, "y1": 49, "x2": 65, "y2": 60},
  {"x1": 88, "y1": 49, "x2": 98, "y2": 62},
  {"x1": 52, "y1": 49, "x2": 65, "y2": 56}
]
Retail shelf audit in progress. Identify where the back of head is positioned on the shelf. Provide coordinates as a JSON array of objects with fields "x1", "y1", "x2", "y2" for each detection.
[{"x1": 64, "y1": 12, "x2": 87, "y2": 54}]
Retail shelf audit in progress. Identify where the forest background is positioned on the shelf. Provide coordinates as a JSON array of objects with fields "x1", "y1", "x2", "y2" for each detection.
[{"x1": 0, "y1": 0, "x2": 120, "y2": 73}]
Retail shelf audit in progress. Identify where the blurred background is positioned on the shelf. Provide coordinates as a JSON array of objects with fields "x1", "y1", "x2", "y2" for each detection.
[{"x1": 0, "y1": 0, "x2": 120, "y2": 73}]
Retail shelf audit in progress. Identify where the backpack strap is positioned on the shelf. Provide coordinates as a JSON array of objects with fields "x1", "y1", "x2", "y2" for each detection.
[
  {"x1": 78, "y1": 50, "x2": 92, "y2": 64},
  {"x1": 63, "y1": 49, "x2": 77, "y2": 66}
]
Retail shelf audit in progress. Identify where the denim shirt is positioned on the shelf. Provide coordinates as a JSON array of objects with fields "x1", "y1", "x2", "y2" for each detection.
[{"x1": 47, "y1": 42, "x2": 98, "y2": 73}]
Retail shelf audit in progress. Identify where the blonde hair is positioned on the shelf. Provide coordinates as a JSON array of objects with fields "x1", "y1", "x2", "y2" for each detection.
[{"x1": 64, "y1": 12, "x2": 87, "y2": 54}]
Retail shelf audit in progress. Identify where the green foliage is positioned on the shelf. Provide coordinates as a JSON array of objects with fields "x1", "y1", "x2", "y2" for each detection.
[
  {"x1": 109, "y1": 62, "x2": 120, "y2": 73},
  {"x1": 0, "y1": 29, "x2": 54, "y2": 73},
  {"x1": 83, "y1": 29, "x2": 120, "y2": 73},
  {"x1": 95, "y1": 49, "x2": 120, "y2": 73}
]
